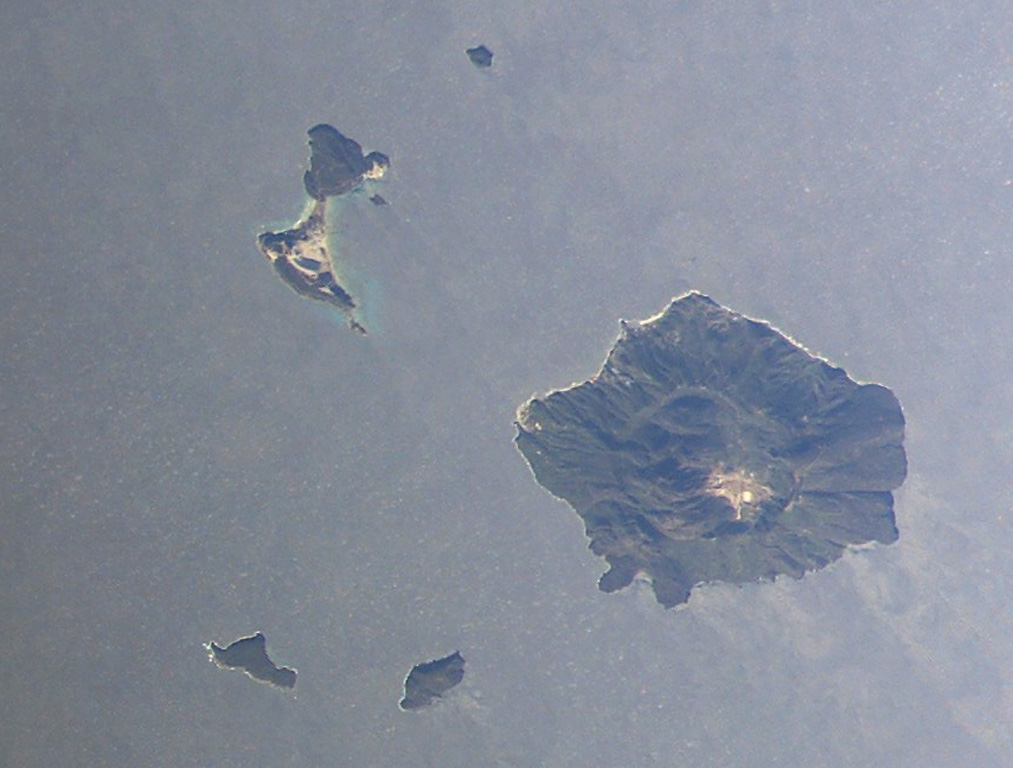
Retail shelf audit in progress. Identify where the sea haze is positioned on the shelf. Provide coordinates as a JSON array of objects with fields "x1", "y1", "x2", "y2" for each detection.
[{"x1": 2, "y1": 1, "x2": 1013, "y2": 767}]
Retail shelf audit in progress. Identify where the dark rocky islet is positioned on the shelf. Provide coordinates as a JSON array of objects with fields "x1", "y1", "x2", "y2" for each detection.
[
  {"x1": 399, "y1": 651, "x2": 466, "y2": 710},
  {"x1": 466, "y1": 45, "x2": 493, "y2": 68},
  {"x1": 206, "y1": 632, "x2": 297, "y2": 689}
]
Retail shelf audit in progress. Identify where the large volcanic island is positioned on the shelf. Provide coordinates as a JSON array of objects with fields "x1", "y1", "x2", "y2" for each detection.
[{"x1": 514, "y1": 293, "x2": 907, "y2": 608}]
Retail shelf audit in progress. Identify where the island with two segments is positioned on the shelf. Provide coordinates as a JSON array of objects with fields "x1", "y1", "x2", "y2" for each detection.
[{"x1": 257, "y1": 124, "x2": 389, "y2": 334}]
